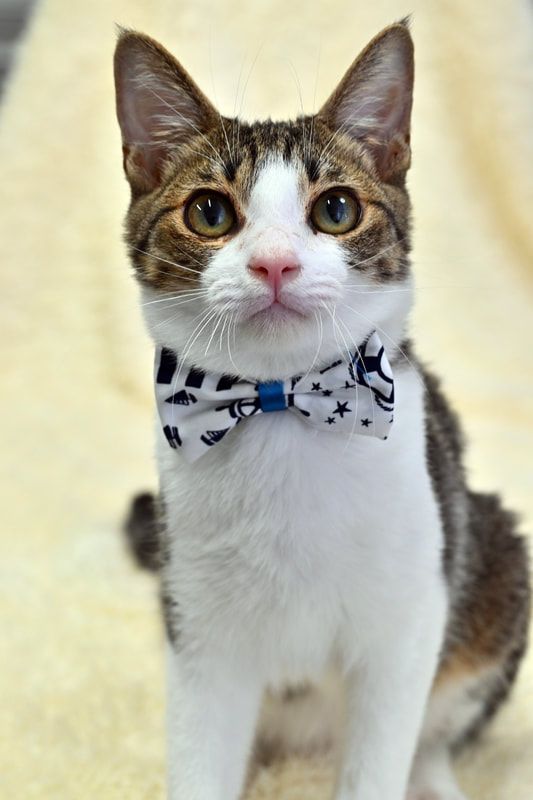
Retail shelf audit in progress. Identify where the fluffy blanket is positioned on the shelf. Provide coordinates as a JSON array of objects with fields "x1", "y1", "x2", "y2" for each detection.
[{"x1": 1, "y1": 0, "x2": 532, "y2": 797}]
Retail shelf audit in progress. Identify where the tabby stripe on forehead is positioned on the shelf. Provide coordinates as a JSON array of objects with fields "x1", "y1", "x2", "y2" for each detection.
[
  {"x1": 366, "y1": 200, "x2": 404, "y2": 243},
  {"x1": 304, "y1": 156, "x2": 320, "y2": 182},
  {"x1": 224, "y1": 159, "x2": 237, "y2": 182},
  {"x1": 283, "y1": 138, "x2": 293, "y2": 163},
  {"x1": 248, "y1": 139, "x2": 258, "y2": 166},
  {"x1": 136, "y1": 205, "x2": 178, "y2": 253}
]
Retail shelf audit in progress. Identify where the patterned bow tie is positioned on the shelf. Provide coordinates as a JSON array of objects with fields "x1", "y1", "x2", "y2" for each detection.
[{"x1": 154, "y1": 331, "x2": 394, "y2": 462}]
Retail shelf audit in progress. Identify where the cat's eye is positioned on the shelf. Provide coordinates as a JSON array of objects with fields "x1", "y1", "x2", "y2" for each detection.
[
  {"x1": 310, "y1": 189, "x2": 362, "y2": 235},
  {"x1": 185, "y1": 192, "x2": 236, "y2": 238}
]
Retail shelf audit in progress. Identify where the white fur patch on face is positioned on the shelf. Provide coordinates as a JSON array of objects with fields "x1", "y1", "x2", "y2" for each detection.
[
  {"x1": 203, "y1": 159, "x2": 347, "y2": 319},
  {"x1": 246, "y1": 159, "x2": 305, "y2": 237}
]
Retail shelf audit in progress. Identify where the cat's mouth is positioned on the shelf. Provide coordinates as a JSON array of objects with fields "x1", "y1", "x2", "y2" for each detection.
[{"x1": 247, "y1": 299, "x2": 308, "y2": 324}]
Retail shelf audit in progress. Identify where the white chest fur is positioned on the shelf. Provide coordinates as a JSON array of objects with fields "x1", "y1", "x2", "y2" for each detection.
[{"x1": 158, "y1": 364, "x2": 445, "y2": 686}]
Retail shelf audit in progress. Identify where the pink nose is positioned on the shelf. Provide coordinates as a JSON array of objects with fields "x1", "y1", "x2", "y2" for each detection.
[{"x1": 248, "y1": 256, "x2": 301, "y2": 292}]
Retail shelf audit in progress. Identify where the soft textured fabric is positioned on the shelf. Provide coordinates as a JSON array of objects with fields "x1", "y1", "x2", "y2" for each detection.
[
  {"x1": 0, "y1": 0, "x2": 532, "y2": 798},
  {"x1": 154, "y1": 332, "x2": 394, "y2": 461}
]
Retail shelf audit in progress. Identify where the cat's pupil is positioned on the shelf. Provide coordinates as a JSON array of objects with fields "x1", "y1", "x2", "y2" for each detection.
[
  {"x1": 326, "y1": 195, "x2": 347, "y2": 224},
  {"x1": 201, "y1": 197, "x2": 225, "y2": 227}
]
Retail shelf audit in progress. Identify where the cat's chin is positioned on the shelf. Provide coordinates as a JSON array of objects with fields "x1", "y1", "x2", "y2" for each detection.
[
  {"x1": 248, "y1": 301, "x2": 307, "y2": 325},
  {"x1": 241, "y1": 301, "x2": 316, "y2": 345}
]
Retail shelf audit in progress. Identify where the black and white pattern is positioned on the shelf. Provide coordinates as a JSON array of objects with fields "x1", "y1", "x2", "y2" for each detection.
[{"x1": 154, "y1": 332, "x2": 395, "y2": 462}]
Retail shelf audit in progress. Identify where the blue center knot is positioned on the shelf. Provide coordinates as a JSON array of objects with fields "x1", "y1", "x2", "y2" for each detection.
[{"x1": 257, "y1": 381, "x2": 287, "y2": 413}]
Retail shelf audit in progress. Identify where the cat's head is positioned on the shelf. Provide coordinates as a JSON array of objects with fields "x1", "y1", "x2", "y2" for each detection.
[{"x1": 114, "y1": 23, "x2": 414, "y2": 380}]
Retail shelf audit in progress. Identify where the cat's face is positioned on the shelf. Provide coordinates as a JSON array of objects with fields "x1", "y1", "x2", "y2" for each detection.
[{"x1": 114, "y1": 23, "x2": 414, "y2": 380}]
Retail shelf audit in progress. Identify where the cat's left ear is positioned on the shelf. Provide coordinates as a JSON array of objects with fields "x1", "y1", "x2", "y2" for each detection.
[
  {"x1": 318, "y1": 21, "x2": 414, "y2": 183},
  {"x1": 114, "y1": 29, "x2": 218, "y2": 195}
]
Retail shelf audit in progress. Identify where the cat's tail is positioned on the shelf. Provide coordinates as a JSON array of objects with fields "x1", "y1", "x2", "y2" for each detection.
[{"x1": 123, "y1": 492, "x2": 163, "y2": 572}]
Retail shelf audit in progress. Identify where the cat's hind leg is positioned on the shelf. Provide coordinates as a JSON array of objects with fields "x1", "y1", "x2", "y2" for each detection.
[
  {"x1": 408, "y1": 491, "x2": 530, "y2": 800},
  {"x1": 406, "y1": 667, "x2": 488, "y2": 800},
  {"x1": 407, "y1": 744, "x2": 467, "y2": 800}
]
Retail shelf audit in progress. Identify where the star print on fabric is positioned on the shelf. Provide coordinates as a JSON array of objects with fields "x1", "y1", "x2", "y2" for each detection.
[
  {"x1": 333, "y1": 401, "x2": 352, "y2": 418},
  {"x1": 344, "y1": 381, "x2": 356, "y2": 389},
  {"x1": 361, "y1": 418, "x2": 371, "y2": 427},
  {"x1": 322, "y1": 389, "x2": 333, "y2": 397},
  {"x1": 311, "y1": 382, "x2": 322, "y2": 391},
  {"x1": 325, "y1": 417, "x2": 336, "y2": 425},
  {"x1": 389, "y1": 416, "x2": 394, "y2": 423}
]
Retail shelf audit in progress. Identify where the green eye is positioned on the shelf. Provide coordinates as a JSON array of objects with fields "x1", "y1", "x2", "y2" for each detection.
[
  {"x1": 310, "y1": 189, "x2": 362, "y2": 235},
  {"x1": 185, "y1": 192, "x2": 236, "y2": 238}
]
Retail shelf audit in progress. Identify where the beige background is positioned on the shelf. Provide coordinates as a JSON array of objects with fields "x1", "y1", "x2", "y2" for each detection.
[{"x1": 0, "y1": 0, "x2": 532, "y2": 797}]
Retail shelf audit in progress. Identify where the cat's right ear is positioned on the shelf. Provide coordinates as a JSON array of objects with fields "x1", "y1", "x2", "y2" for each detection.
[
  {"x1": 317, "y1": 22, "x2": 414, "y2": 184},
  {"x1": 114, "y1": 30, "x2": 218, "y2": 194}
]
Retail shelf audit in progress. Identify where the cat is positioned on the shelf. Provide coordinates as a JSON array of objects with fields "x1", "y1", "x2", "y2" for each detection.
[{"x1": 114, "y1": 20, "x2": 530, "y2": 800}]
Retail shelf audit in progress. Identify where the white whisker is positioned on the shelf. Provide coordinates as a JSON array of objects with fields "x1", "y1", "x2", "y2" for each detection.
[
  {"x1": 141, "y1": 289, "x2": 209, "y2": 307},
  {"x1": 204, "y1": 303, "x2": 230, "y2": 357},
  {"x1": 322, "y1": 303, "x2": 367, "y2": 448},
  {"x1": 168, "y1": 306, "x2": 222, "y2": 428},
  {"x1": 226, "y1": 313, "x2": 240, "y2": 376},
  {"x1": 333, "y1": 311, "x2": 377, "y2": 449},
  {"x1": 132, "y1": 246, "x2": 203, "y2": 277},
  {"x1": 299, "y1": 309, "x2": 324, "y2": 384}
]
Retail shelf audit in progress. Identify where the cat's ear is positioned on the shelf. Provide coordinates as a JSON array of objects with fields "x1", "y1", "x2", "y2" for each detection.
[
  {"x1": 318, "y1": 22, "x2": 414, "y2": 183},
  {"x1": 114, "y1": 30, "x2": 218, "y2": 194}
]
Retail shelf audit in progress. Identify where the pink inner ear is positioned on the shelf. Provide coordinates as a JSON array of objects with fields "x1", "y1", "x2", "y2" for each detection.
[
  {"x1": 121, "y1": 81, "x2": 161, "y2": 145},
  {"x1": 114, "y1": 34, "x2": 217, "y2": 192},
  {"x1": 115, "y1": 50, "x2": 169, "y2": 188},
  {"x1": 318, "y1": 26, "x2": 414, "y2": 180},
  {"x1": 383, "y1": 85, "x2": 404, "y2": 128},
  {"x1": 341, "y1": 63, "x2": 411, "y2": 143}
]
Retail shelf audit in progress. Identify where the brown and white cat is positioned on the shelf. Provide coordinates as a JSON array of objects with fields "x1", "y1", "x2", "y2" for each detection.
[{"x1": 114, "y1": 21, "x2": 530, "y2": 800}]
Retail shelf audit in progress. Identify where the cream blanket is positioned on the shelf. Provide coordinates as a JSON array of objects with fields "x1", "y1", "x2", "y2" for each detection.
[{"x1": 1, "y1": 0, "x2": 532, "y2": 797}]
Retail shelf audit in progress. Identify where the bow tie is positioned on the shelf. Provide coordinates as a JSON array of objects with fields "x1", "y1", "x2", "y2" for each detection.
[{"x1": 154, "y1": 331, "x2": 394, "y2": 462}]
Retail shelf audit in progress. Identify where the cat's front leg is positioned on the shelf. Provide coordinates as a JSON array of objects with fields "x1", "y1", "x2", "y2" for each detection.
[
  {"x1": 166, "y1": 642, "x2": 262, "y2": 800},
  {"x1": 334, "y1": 583, "x2": 447, "y2": 800}
]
